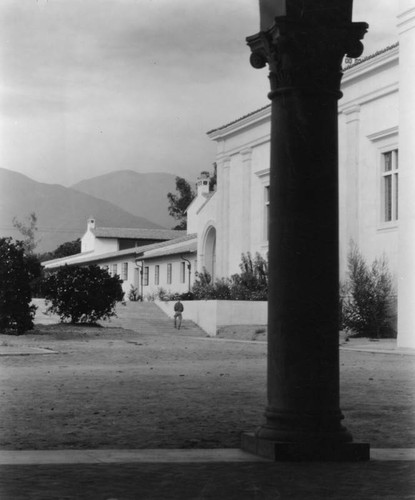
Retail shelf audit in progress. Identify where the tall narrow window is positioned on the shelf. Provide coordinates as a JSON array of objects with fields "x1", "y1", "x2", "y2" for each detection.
[
  {"x1": 264, "y1": 185, "x2": 270, "y2": 241},
  {"x1": 112, "y1": 263, "x2": 118, "y2": 276},
  {"x1": 381, "y1": 149, "x2": 399, "y2": 222},
  {"x1": 143, "y1": 266, "x2": 149, "y2": 286},
  {"x1": 167, "y1": 263, "x2": 172, "y2": 284},
  {"x1": 180, "y1": 262, "x2": 186, "y2": 283},
  {"x1": 122, "y1": 262, "x2": 128, "y2": 281},
  {"x1": 155, "y1": 265, "x2": 160, "y2": 285}
]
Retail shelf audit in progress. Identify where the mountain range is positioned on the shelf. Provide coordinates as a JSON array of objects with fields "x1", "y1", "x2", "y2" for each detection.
[{"x1": 0, "y1": 168, "x2": 182, "y2": 253}]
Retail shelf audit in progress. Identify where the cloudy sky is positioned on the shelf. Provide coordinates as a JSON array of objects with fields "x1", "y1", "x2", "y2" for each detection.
[{"x1": 0, "y1": 0, "x2": 398, "y2": 186}]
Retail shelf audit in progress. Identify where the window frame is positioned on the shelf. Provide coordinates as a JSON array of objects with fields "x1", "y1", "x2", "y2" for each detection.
[
  {"x1": 180, "y1": 261, "x2": 186, "y2": 283},
  {"x1": 381, "y1": 149, "x2": 399, "y2": 224},
  {"x1": 167, "y1": 263, "x2": 172, "y2": 285},
  {"x1": 122, "y1": 262, "x2": 128, "y2": 281},
  {"x1": 143, "y1": 266, "x2": 149, "y2": 286},
  {"x1": 154, "y1": 265, "x2": 160, "y2": 285}
]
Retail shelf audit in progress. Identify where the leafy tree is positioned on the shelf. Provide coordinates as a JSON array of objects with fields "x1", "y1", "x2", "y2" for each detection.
[
  {"x1": 39, "y1": 239, "x2": 81, "y2": 262},
  {"x1": 12, "y1": 212, "x2": 40, "y2": 254},
  {"x1": 0, "y1": 237, "x2": 36, "y2": 334},
  {"x1": 42, "y1": 265, "x2": 124, "y2": 324},
  {"x1": 341, "y1": 244, "x2": 394, "y2": 338},
  {"x1": 167, "y1": 177, "x2": 195, "y2": 230}
]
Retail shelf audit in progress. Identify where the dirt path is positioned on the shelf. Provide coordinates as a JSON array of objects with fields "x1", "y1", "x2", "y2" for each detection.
[{"x1": 0, "y1": 324, "x2": 414, "y2": 450}]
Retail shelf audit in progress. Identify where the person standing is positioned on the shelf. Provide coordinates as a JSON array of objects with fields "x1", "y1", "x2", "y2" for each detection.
[{"x1": 174, "y1": 299, "x2": 184, "y2": 330}]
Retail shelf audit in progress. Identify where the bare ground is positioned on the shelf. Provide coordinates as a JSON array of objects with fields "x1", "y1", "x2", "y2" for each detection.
[{"x1": 0, "y1": 322, "x2": 414, "y2": 451}]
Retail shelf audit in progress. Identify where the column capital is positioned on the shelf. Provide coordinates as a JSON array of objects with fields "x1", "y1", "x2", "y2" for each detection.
[{"x1": 247, "y1": 17, "x2": 368, "y2": 98}]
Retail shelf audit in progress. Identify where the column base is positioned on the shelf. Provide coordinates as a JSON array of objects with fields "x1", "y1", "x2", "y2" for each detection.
[{"x1": 241, "y1": 432, "x2": 370, "y2": 462}]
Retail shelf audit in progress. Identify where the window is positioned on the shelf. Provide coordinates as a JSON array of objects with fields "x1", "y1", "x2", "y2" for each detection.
[
  {"x1": 122, "y1": 262, "x2": 128, "y2": 281},
  {"x1": 167, "y1": 263, "x2": 172, "y2": 284},
  {"x1": 381, "y1": 149, "x2": 398, "y2": 222},
  {"x1": 143, "y1": 266, "x2": 149, "y2": 286},
  {"x1": 264, "y1": 185, "x2": 270, "y2": 241},
  {"x1": 155, "y1": 265, "x2": 160, "y2": 285},
  {"x1": 112, "y1": 264, "x2": 118, "y2": 276},
  {"x1": 180, "y1": 262, "x2": 186, "y2": 283}
]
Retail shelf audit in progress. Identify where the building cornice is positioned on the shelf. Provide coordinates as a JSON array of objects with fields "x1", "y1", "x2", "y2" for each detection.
[
  {"x1": 397, "y1": 6, "x2": 415, "y2": 35},
  {"x1": 341, "y1": 43, "x2": 399, "y2": 84}
]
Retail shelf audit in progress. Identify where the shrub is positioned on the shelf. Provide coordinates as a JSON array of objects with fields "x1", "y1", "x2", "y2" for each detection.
[
  {"x1": 341, "y1": 245, "x2": 394, "y2": 338},
  {"x1": 191, "y1": 253, "x2": 268, "y2": 301},
  {"x1": 0, "y1": 237, "x2": 36, "y2": 334},
  {"x1": 128, "y1": 285, "x2": 141, "y2": 302},
  {"x1": 42, "y1": 265, "x2": 124, "y2": 324}
]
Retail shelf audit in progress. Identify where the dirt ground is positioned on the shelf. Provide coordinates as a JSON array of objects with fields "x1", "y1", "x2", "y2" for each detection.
[{"x1": 0, "y1": 321, "x2": 414, "y2": 451}]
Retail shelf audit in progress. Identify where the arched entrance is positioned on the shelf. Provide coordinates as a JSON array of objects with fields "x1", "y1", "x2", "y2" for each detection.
[{"x1": 203, "y1": 226, "x2": 216, "y2": 279}]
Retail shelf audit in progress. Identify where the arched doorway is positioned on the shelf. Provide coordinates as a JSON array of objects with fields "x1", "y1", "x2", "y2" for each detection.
[{"x1": 204, "y1": 226, "x2": 216, "y2": 279}]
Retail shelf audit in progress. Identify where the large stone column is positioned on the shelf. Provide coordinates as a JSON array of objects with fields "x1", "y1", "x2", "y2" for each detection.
[
  {"x1": 397, "y1": 3, "x2": 415, "y2": 348},
  {"x1": 242, "y1": 6, "x2": 370, "y2": 461}
]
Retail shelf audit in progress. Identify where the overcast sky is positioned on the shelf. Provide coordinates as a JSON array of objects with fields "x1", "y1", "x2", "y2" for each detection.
[{"x1": 0, "y1": 0, "x2": 398, "y2": 187}]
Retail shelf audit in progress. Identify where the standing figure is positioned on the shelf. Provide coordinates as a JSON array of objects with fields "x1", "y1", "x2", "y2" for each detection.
[{"x1": 174, "y1": 299, "x2": 184, "y2": 330}]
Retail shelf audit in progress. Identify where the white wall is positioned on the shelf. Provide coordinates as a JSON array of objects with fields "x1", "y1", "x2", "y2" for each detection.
[
  {"x1": 140, "y1": 253, "x2": 197, "y2": 299},
  {"x1": 210, "y1": 109, "x2": 271, "y2": 278},
  {"x1": 156, "y1": 300, "x2": 267, "y2": 336},
  {"x1": 338, "y1": 47, "x2": 399, "y2": 282},
  {"x1": 397, "y1": 3, "x2": 415, "y2": 348}
]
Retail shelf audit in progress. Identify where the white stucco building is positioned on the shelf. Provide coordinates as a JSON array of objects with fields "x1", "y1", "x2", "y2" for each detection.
[{"x1": 43, "y1": 3, "x2": 415, "y2": 347}]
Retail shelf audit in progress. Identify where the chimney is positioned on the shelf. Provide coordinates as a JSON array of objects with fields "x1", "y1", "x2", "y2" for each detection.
[
  {"x1": 196, "y1": 171, "x2": 210, "y2": 196},
  {"x1": 87, "y1": 217, "x2": 96, "y2": 230}
]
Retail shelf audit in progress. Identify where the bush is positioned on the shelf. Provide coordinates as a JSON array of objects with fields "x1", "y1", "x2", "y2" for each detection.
[
  {"x1": 0, "y1": 238, "x2": 36, "y2": 334},
  {"x1": 191, "y1": 253, "x2": 268, "y2": 301},
  {"x1": 42, "y1": 265, "x2": 124, "y2": 324},
  {"x1": 341, "y1": 245, "x2": 394, "y2": 338},
  {"x1": 128, "y1": 285, "x2": 142, "y2": 302}
]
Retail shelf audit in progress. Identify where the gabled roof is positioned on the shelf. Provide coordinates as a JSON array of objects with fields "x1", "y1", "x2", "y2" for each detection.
[{"x1": 91, "y1": 227, "x2": 186, "y2": 240}]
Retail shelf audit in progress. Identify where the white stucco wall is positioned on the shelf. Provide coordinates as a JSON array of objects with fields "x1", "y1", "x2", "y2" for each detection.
[
  {"x1": 156, "y1": 300, "x2": 267, "y2": 336},
  {"x1": 397, "y1": 3, "x2": 415, "y2": 348},
  {"x1": 338, "y1": 47, "x2": 399, "y2": 282},
  {"x1": 140, "y1": 253, "x2": 197, "y2": 299},
  {"x1": 210, "y1": 108, "x2": 271, "y2": 278}
]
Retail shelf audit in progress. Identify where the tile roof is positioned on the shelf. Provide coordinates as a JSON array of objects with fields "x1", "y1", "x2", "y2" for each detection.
[
  {"x1": 42, "y1": 234, "x2": 197, "y2": 268},
  {"x1": 343, "y1": 42, "x2": 399, "y2": 71},
  {"x1": 92, "y1": 227, "x2": 186, "y2": 240}
]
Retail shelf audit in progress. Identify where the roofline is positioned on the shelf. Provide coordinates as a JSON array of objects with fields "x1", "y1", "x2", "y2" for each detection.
[
  {"x1": 207, "y1": 42, "x2": 399, "y2": 137},
  {"x1": 42, "y1": 234, "x2": 197, "y2": 268}
]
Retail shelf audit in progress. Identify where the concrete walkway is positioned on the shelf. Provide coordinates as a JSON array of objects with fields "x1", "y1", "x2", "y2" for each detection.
[
  {"x1": 1, "y1": 452, "x2": 414, "y2": 499},
  {"x1": 1, "y1": 448, "x2": 415, "y2": 465}
]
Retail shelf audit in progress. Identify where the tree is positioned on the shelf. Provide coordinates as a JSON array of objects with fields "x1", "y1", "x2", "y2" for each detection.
[
  {"x1": 341, "y1": 244, "x2": 394, "y2": 338},
  {"x1": 0, "y1": 237, "x2": 36, "y2": 334},
  {"x1": 12, "y1": 212, "x2": 42, "y2": 297},
  {"x1": 167, "y1": 177, "x2": 195, "y2": 230},
  {"x1": 12, "y1": 212, "x2": 40, "y2": 254},
  {"x1": 39, "y1": 239, "x2": 81, "y2": 262},
  {"x1": 42, "y1": 265, "x2": 124, "y2": 324}
]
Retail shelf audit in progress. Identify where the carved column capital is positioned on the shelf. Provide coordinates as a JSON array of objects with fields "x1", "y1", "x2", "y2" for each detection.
[{"x1": 247, "y1": 17, "x2": 368, "y2": 98}]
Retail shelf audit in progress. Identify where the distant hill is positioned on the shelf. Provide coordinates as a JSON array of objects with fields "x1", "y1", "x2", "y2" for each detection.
[
  {"x1": 0, "y1": 168, "x2": 164, "y2": 253},
  {"x1": 72, "y1": 170, "x2": 182, "y2": 229}
]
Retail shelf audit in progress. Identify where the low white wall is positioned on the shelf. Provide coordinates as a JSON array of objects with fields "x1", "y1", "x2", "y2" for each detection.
[
  {"x1": 155, "y1": 300, "x2": 267, "y2": 337},
  {"x1": 216, "y1": 301, "x2": 267, "y2": 326}
]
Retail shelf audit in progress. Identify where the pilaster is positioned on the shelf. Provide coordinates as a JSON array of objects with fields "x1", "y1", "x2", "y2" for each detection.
[
  {"x1": 241, "y1": 148, "x2": 253, "y2": 253},
  {"x1": 397, "y1": 4, "x2": 415, "y2": 348}
]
